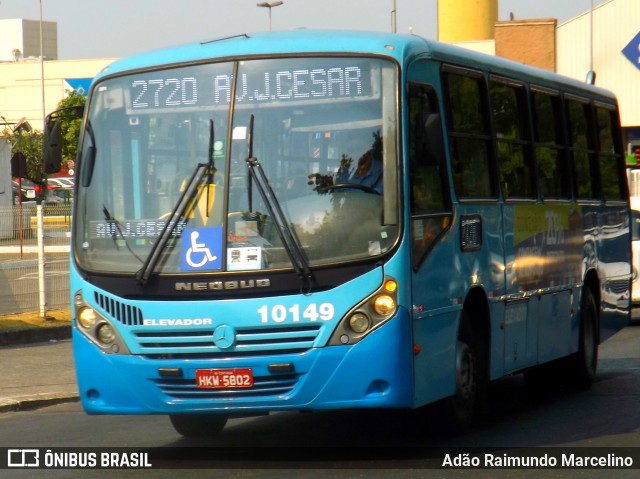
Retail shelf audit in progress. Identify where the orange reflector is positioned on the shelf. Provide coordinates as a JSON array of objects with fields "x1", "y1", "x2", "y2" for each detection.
[{"x1": 413, "y1": 344, "x2": 422, "y2": 355}]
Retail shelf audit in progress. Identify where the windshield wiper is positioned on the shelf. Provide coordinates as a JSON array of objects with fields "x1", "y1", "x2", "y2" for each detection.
[
  {"x1": 135, "y1": 120, "x2": 217, "y2": 285},
  {"x1": 245, "y1": 115, "x2": 314, "y2": 293},
  {"x1": 103, "y1": 205, "x2": 144, "y2": 263}
]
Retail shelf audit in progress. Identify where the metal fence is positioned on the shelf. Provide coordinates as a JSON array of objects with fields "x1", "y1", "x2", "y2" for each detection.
[{"x1": 0, "y1": 202, "x2": 72, "y2": 316}]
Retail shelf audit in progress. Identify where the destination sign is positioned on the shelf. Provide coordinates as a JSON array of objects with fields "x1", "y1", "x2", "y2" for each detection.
[
  {"x1": 126, "y1": 59, "x2": 377, "y2": 111},
  {"x1": 90, "y1": 219, "x2": 188, "y2": 239}
]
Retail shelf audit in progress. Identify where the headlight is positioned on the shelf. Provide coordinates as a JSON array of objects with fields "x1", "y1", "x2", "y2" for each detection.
[
  {"x1": 373, "y1": 294, "x2": 395, "y2": 316},
  {"x1": 328, "y1": 275, "x2": 399, "y2": 346},
  {"x1": 348, "y1": 312, "x2": 371, "y2": 334},
  {"x1": 97, "y1": 323, "x2": 117, "y2": 344},
  {"x1": 73, "y1": 289, "x2": 130, "y2": 354},
  {"x1": 78, "y1": 307, "x2": 98, "y2": 329}
]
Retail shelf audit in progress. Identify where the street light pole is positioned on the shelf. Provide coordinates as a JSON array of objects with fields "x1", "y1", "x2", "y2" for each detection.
[
  {"x1": 38, "y1": 0, "x2": 48, "y2": 318},
  {"x1": 586, "y1": 0, "x2": 596, "y2": 84},
  {"x1": 391, "y1": 0, "x2": 397, "y2": 33},
  {"x1": 39, "y1": 0, "x2": 45, "y2": 125},
  {"x1": 256, "y1": 1, "x2": 283, "y2": 32}
]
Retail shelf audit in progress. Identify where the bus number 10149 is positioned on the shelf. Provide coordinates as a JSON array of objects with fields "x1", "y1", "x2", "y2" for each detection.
[{"x1": 257, "y1": 303, "x2": 335, "y2": 324}]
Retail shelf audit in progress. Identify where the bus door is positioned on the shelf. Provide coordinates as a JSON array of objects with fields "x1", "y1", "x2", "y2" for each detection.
[
  {"x1": 500, "y1": 205, "x2": 537, "y2": 373},
  {"x1": 407, "y1": 71, "x2": 456, "y2": 404},
  {"x1": 490, "y1": 77, "x2": 540, "y2": 373}
]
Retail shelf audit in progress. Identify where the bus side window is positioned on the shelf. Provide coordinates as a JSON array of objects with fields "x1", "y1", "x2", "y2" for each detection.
[
  {"x1": 532, "y1": 90, "x2": 571, "y2": 199},
  {"x1": 408, "y1": 82, "x2": 451, "y2": 268},
  {"x1": 490, "y1": 79, "x2": 534, "y2": 199},
  {"x1": 567, "y1": 98, "x2": 597, "y2": 199},
  {"x1": 596, "y1": 106, "x2": 626, "y2": 201},
  {"x1": 443, "y1": 70, "x2": 495, "y2": 199}
]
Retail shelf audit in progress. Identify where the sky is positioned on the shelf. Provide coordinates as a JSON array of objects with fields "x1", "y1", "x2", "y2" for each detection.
[{"x1": 0, "y1": 0, "x2": 609, "y2": 60}]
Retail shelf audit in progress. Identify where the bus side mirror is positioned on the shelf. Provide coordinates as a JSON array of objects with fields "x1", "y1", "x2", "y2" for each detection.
[
  {"x1": 43, "y1": 119, "x2": 62, "y2": 174},
  {"x1": 43, "y1": 105, "x2": 85, "y2": 174}
]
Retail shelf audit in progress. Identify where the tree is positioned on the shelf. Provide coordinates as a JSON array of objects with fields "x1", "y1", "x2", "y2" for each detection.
[
  {"x1": 10, "y1": 130, "x2": 45, "y2": 184},
  {"x1": 5, "y1": 90, "x2": 86, "y2": 200},
  {"x1": 54, "y1": 90, "x2": 86, "y2": 167}
]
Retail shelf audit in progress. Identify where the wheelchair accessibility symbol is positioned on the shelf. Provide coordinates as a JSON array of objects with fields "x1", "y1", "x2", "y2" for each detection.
[{"x1": 181, "y1": 227, "x2": 223, "y2": 271}]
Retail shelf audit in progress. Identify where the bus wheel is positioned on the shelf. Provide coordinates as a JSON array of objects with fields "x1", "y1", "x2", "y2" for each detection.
[
  {"x1": 169, "y1": 414, "x2": 228, "y2": 437},
  {"x1": 564, "y1": 288, "x2": 599, "y2": 390},
  {"x1": 451, "y1": 338, "x2": 477, "y2": 426},
  {"x1": 429, "y1": 336, "x2": 478, "y2": 436}
]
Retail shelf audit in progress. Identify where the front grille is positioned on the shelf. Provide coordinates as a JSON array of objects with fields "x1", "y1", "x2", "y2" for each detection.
[
  {"x1": 152, "y1": 373, "x2": 300, "y2": 400},
  {"x1": 133, "y1": 325, "x2": 322, "y2": 359},
  {"x1": 94, "y1": 291, "x2": 144, "y2": 326}
]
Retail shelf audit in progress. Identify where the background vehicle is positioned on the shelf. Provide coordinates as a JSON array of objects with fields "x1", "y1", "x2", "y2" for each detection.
[
  {"x1": 44, "y1": 187, "x2": 72, "y2": 204},
  {"x1": 630, "y1": 197, "x2": 640, "y2": 317},
  {"x1": 48, "y1": 177, "x2": 75, "y2": 189},
  {"x1": 44, "y1": 30, "x2": 631, "y2": 437},
  {"x1": 11, "y1": 178, "x2": 37, "y2": 204}
]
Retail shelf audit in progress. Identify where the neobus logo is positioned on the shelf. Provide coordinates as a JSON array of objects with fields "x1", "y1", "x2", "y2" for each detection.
[{"x1": 175, "y1": 278, "x2": 271, "y2": 291}]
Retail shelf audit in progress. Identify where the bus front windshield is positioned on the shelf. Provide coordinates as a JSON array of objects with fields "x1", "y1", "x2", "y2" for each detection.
[{"x1": 74, "y1": 56, "x2": 399, "y2": 276}]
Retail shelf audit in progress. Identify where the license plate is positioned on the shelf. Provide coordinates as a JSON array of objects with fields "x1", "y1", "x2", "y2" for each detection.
[{"x1": 195, "y1": 368, "x2": 254, "y2": 389}]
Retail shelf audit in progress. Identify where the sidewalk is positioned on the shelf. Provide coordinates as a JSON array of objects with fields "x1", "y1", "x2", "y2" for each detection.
[{"x1": 0, "y1": 312, "x2": 77, "y2": 413}]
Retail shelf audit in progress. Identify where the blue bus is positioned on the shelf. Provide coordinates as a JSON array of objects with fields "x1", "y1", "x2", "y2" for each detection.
[{"x1": 44, "y1": 30, "x2": 631, "y2": 436}]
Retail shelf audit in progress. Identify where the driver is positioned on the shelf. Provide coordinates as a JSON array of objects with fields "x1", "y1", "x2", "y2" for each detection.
[{"x1": 335, "y1": 131, "x2": 383, "y2": 194}]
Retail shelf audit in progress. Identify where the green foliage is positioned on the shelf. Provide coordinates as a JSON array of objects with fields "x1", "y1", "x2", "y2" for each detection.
[
  {"x1": 5, "y1": 90, "x2": 85, "y2": 186},
  {"x1": 56, "y1": 91, "x2": 85, "y2": 164},
  {"x1": 9, "y1": 130, "x2": 45, "y2": 184}
]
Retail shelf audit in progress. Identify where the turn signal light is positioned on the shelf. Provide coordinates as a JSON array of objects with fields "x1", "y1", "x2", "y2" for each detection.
[{"x1": 383, "y1": 280, "x2": 397, "y2": 293}]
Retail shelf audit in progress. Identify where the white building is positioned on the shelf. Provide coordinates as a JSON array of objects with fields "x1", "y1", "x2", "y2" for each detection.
[
  {"x1": 0, "y1": 19, "x2": 114, "y2": 131},
  {"x1": 556, "y1": 0, "x2": 640, "y2": 145},
  {"x1": 0, "y1": 18, "x2": 57, "y2": 62}
]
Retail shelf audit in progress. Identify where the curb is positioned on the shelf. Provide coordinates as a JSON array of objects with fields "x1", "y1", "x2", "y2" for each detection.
[
  {"x1": 0, "y1": 325, "x2": 71, "y2": 347},
  {"x1": 0, "y1": 392, "x2": 79, "y2": 413}
]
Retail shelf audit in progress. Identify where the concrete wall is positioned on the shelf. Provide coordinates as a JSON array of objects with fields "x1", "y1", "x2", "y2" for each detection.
[{"x1": 0, "y1": 58, "x2": 115, "y2": 131}]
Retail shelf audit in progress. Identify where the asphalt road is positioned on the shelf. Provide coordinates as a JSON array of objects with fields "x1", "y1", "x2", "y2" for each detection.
[{"x1": 0, "y1": 323, "x2": 638, "y2": 478}]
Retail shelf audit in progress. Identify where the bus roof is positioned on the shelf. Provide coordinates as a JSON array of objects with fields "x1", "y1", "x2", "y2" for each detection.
[{"x1": 96, "y1": 29, "x2": 616, "y2": 102}]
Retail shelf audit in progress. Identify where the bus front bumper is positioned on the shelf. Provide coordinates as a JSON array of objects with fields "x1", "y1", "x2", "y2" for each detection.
[{"x1": 73, "y1": 309, "x2": 414, "y2": 415}]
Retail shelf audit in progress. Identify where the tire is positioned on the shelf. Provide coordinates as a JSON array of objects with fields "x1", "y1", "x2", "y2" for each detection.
[
  {"x1": 169, "y1": 414, "x2": 228, "y2": 437},
  {"x1": 428, "y1": 315, "x2": 480, "y2": 436},
  {"x1": 564, "y1": 288, "x2": 599, "y2": 390},
  {"x1": 449, "y1": 338, "x2": 477, "y2": 425}
]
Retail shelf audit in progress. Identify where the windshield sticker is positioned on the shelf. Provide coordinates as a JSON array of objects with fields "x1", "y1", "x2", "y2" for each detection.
[
  {"x1": 227, "y1": 246, "x2": 262, "y2": 271},
  {"x1": 368, "y1": 241, "x2": 382, "y2": 255},
  {"x1": 181, "y1": 227, "x2": 223, "y2": 271}
]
